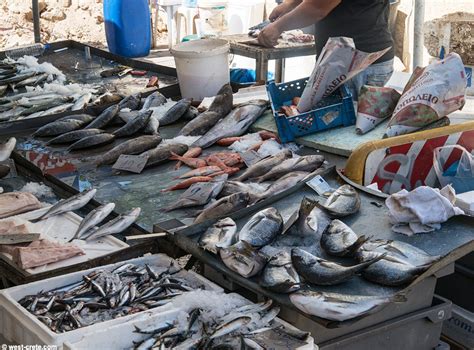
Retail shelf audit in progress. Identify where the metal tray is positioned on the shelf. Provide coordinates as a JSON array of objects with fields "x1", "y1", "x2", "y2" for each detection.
[
  {"x1": 319, "y1": 296, "x2": 452, "y2": 350},
  {"x1": 0, "y1": 40, "x2": 178, "y2": 135}
]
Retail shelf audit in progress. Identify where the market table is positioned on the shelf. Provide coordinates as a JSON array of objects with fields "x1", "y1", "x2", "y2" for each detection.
[{"x1": 222, "y1": 34, "x2": 316, "y2": 83}]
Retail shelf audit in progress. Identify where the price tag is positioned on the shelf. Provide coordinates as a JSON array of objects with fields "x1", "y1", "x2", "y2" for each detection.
[
  {"x1": 306, "y1": 175, "x2": 332, "y2": 196},
  {"x1": 240, "y1": 150, "x2": 264, "y2": 167},
  {"x1": 112, "y1": 154, "x2": 148, "y2": 174}
]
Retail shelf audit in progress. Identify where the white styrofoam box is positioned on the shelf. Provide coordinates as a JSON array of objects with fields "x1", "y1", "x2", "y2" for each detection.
[
  {"x1": 0, "y1": 254, "x2": 222, "y2": 348},
  {"x1": 456, "y1": 190, "x2": 474, "y2": 215},
  {"x1": 63, "y1": 292, "x2": 315, "y2": 350},
  {"x1": 227, "y1": 0, "x2": 265, "y2": 35},
  {"x1": 0, "y1": 207, "x2": 129, "y2": 274},
  {"x1": 442, "y1": 303, "x2": 474, "y2": 349}
]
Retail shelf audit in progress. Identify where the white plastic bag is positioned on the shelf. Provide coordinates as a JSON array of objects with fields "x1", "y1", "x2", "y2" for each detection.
[{"x1": 433, "y1": 145, "x2": 474, "y2": 194}]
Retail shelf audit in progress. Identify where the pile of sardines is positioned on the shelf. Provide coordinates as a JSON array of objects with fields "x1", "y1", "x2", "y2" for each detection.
[
  {"x1": 197, "y1": 185, "x2": 442, "y2": 321},
  {"x1": 132, "y1": 298, "x2": 309, "y2": 349},
  {"x1": 0, "y1": 56, "x2": 100, "y2": 121},
  {"x1": 18, "y1": 262, "x2": 207, "y2": 332}
]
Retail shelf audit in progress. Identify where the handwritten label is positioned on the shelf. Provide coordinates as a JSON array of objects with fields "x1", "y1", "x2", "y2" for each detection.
[
  {"x1": 306, "y1": 175, "x2": 332, "y2": 196},
  {"x1": 113, "y1": 154, "x2": 148, "y2": 174}
]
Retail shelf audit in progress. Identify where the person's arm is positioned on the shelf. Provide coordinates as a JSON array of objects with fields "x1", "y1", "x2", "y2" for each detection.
[{"x1": 258, "y1": 0, "x2": 341, "y2": 47}]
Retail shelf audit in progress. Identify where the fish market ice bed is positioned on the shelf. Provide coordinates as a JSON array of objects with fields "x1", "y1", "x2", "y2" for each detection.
[
  {"x1": 63, "y1": 292, "x2": 315, "y2": 350},
  {"x1": 0, "y1": 254, "x2": 222, "y2": 347},
  {"x1": 0, "y1": 40, "x2": 178, "y2": 134},
  {"x1": 0, "y1": 207, "x2": 128, "y2": 274},
  {"x1": 166, "y1": 168, "x2": 474, "y2": 330}
]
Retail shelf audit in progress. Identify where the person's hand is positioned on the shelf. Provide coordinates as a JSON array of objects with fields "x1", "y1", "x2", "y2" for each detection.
[
  {"x1": 269, "y1": 0, "x2": 299, "y2": 21},
  {"x1": 257, "y1": 22, "x2": 282, "y2": 47}
]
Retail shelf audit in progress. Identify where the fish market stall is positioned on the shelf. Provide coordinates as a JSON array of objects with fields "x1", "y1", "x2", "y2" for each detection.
[{"x1": 0, "y1": 41, "x2": 177, "y2": 133}]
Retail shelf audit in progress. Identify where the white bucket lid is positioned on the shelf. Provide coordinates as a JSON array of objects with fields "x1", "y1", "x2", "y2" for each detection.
[{"x1": 170, "y1": 39, "x2": 230, "y2": 59}]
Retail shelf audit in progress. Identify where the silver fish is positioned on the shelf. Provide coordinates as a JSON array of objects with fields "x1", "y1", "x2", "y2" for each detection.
[
  {"x1": 357, "y1": 239, "x2": 441, "y2": 267},
  {"x1": 85, "y1": 104, "x2": 120, "y2": 129},
  {"x1": 70, "y1": 203, "x2": 116, "y2": 241},
  {"x1": 256, "y1": 155, "x2": 325, "y2": 182},
  {"x1": 164, "y1": 174, "x2": 227, "y2": 212},
  {"x1": 273, "y1": 197, "x2": 330, "y2": 248},
  {"x1": 142, "y1": 143, "x2": 188, "y2": 168},
  {"x1": 113, "y1": 110, "x2": 152, "y2": 137},
  {"x1": 193, "y1": 100, "x2": 268, "y2": 148},
  {"x1": 95, "y1": 134, "x2": 162, "y2": 166},
  {"x1": 219, "y1": 181, "x2": 268, "y2": 198},
  {"x1": 194, "y1": 192, "x2": 250, "y2": 224},
  {"x1": 316, "y1": 185, "x2": 361, "y2": 218},
  {"x1": 0, "y1": 137, "x2": 16, "y2": 162},
  {"x1": 46, "y1": 129, "x2": 104, "y2": 145},
  {"x1": 33, "y1": 119, "x2": 85, "y2": 137},
  {"x1": 118, "y1": 93, "x2": 141, "y2": 110},
  {"x1": 209, "y1": 83, "x2": 234, "y2": 116},
  {"x1": 291, "y1": 248, "x2": 384, "y2": 286},
  {"x1": 238, "y1": 207, "x2": 283, "y2": 248},
  {"x1": 0, "y1": 85, "x2": 7, "y2": 97},
  {"x1": 141, "y1": 91, "x2": 167, "y2": 111},
  {"x1": 220, "y1": 241, "x2": 267, "y2": 278},
  {"x1": 13, "y1": 72, "x2": 48, "y2": 88},
  {"x1": 251, "y1": 171, "x2": 309, "y2": 204},
  {"x1": 84, "y1": 207, "x2": 141, "y2": 241},
  {"x1": 36, "y1": 189, "x2": 97, "y2": 221},
  {"x1": 71, "y1": 92, "x2": 92, "y2": 111},
  {"x1": 0, "y1": 71, "x2": 35, "y2": 84},
  {"x1": 235, "y1": 150, "x2": 292, "y2": 182},
  {"x1": 67, "y1": 133, "x2": 115, "y2": 151},
  {"x1": 39, "y1": 103, "x2": 74, "y2": 116},
  {"x1": 157, "y1": 98, "x2": 191, "y2": 126},
  {"x1": 357, "y1": 250, "x2": 428, "y2": 286},
  {"x1": 142, "y1": 115, "x2": 159, "y2": 135},
  {"x1": 198, "y1": 217, "x2": 237, "y2": 254},
  {"x1": 179, "y1": 111, "x2": 222, "y2": 136},
  {"x1": 57, "y1": 114, "x2": 95, "y2": 123},
  {"x1": 182, "y1": 105, "x2": 199, "y2": 121},
  {"x1": 260, "y1": 251, "x2": 300, "y2": 293},
  {"x1": 210, "y1": 316, "x2": 252, "y2": 339},
  {"x1": 321, "y1": 219, "x2": 367, "y2": 257},
  {"x1": 290, "y1": 290, "x2": 405, "y2": 321}
]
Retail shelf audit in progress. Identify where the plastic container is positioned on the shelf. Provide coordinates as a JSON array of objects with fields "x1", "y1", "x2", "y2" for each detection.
[
  {"x1": 196, "y1": 0, "x2": 228, "y2": 36},
  {"x1": 266, "y1": 78, "x2": 356, "y2": 143},
  {"x1": 171, "y1": 38, "x2": 230, "y2": 100},
  {"x1": 227, "y1": 0, "x2": 265, "y2": 34},
  {"x1": 0, "y1": 254, "x2": 221, "y2": 348},
  {"x1": 103, "y1": 0, "x2": 151, "y2": 58},
  {"x1": 4, "y1": 43, "x2": 50, "y2": 59},
  {"x1": 319, "y1": 296, "x2": 452, "y2": 350},
  {"x1": 63, "y1": 292, "x2": 315, "y2": 350}
]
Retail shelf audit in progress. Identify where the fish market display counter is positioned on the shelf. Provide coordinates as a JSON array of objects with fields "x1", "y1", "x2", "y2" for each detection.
[{"x1": 158, "y1": 168, "x2": 473, "y2": 349}]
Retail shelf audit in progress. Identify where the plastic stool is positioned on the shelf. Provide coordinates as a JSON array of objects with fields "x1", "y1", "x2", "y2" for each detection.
[
  {"x1": 176, "y1": 6, "x2": 199, "y2": 42},
  {"x1": 156, "y1": 0, "x2": 183, "y2": 47}
]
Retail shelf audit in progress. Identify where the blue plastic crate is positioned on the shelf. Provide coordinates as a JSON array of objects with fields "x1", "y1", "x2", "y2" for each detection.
[{"x1": 266, "y1": 78, "x2": 356, "y2": 143}]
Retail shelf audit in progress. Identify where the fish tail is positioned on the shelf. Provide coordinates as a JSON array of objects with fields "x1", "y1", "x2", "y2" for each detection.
[
  {"x1": 356, "y1": 252, "x2": 387, "y2": 270},
  {"x1": 300, "y1": 197, "x2": 317, "y2": 217},
  {"x1": 350, "y1": 235, "x2": 370, "y2": 254},
  {"x1": 169, "y1": 151, "x2": 182, "y2": 161}
]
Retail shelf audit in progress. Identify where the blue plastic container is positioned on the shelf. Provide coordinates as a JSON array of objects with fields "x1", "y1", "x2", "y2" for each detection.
[
  {"x1": 266, "y1": 78, "x2": 356, "y2": 143},
  {"x1": 103, "y1": 0, "x2": 151, "y2": 58}
]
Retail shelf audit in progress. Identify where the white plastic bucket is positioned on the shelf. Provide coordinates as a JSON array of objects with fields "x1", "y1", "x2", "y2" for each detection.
[{"x1": 171, "y1": 38, "x2": 230, "y2": 101}]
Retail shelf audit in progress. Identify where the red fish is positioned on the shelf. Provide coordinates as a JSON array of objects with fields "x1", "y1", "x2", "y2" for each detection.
[
  {"x1": 169, "y1": 152, "x2": 207, "y2": 169},
  {"x1": 174, "y1": 147, "x2": 203, "y2": 170},
  {"x1": 216, "y1": 136, "x2": 242, "y2": 147},
  {"x1": 162, "y1": 176, "x2": 213, "y2": 192},
  {"x1": 259, "y1": 130, "x2": 280, "y2": 143},
  {"x1": 178, "y1": 166, "x2": 222, "y2": 179}
]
